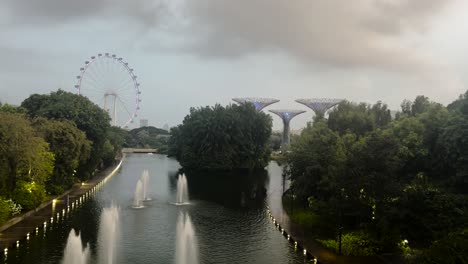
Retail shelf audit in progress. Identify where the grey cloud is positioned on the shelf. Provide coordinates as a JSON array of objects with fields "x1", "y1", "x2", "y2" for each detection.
[
  {"x1": 178, "y1": 0, "x2": 453, "y2": 71},
  {"x1": 1, "y1": 0, "x2": 168, "y2": 26}
]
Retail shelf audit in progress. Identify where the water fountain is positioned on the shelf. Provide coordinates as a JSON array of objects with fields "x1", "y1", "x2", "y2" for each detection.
[
  {"x1": 176, "y1": 174, "x2": 189, "y2": 205},
  {"x1": 133, "y1": 179, "x2": 144, "y2": 208},
  {"x1": 62, "y1": 229, "x2": 90, "y2": 264},
  {"x1": 141, "y1": 169, "x2": 150, "y2": 201},
  {"x1": 98, "y1": 205, "x2": 120, "y2": 264},
  {"x1": 175, "y1": 212, "x2": 199, "y2": 264}
]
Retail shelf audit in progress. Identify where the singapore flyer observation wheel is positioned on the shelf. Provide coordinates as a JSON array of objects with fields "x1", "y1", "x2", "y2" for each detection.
[{"x1": 74, "y1": 53, "x2": 141, "y2": 128}]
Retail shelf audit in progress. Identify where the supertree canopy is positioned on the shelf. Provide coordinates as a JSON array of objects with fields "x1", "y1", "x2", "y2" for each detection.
[
  {"x1": 295, "y1": 98, "x2": 343, "y2": 116},
  {"x1": 269, "y1": 109, "x2": 306, "y2": 146},
  {"x1": 232, "y1": 97, "x2": 280, "y2": 111}
]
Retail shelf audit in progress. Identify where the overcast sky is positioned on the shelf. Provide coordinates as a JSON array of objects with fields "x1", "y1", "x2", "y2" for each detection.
[{"x1": 1, "y1": 0, "x2": 468, "y2": 130}]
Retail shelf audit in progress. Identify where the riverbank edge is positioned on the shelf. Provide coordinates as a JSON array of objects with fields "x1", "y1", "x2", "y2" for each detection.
[
  {"x1": 0, "y1": 156, "x2": 125, "y2": 248},
  {"x1": 272, "y1": 198, "x2": 391, "y2": 264}
]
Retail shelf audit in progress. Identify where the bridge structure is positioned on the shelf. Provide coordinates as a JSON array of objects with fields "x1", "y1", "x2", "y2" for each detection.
[
  {"x1": 295, "y1": 98, "x2": 342, "y2": 117},
  {"x1": 122, "y1": 148, "x2": 158, "y2": 153},
  {"x1": 269, "y1": 109, "x2": 306, "y2": 147},
  {"x1": 232, "y1": 97, "x2": 280, "y2": 111}
]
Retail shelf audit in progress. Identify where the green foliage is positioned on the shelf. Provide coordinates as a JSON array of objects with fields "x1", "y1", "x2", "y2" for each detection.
[
  {"x1": 32, "y1": 117, "x2": 91, "y2": 191},
  {"x1": 11, "y1": 181, "x2": 47, "y2": 211},
  {"x1": 0, "y1": 112, "x2": 54, "y2": 192},
  {"x1": 286, "y1": 120, "x2": 344, "y2": 201},
  {"x1": 124, "y1": 126, "x2": 170, "y2": 153},
  {"x1": 286, "y1": 91, "x2": 468, "y2": 257},
  {"x1": 328, "y1": 100, "x2": 391, "y2": 136},
  {"x1": 319, "y1": 231, "x2": 380, "y2": 256},
  {"x1": 21, "y1": 90, "x2": 111, "y2": 180},
  {"x1": 0, "y1": 198, "x2": 10, "y2": 225},
  {"x1": 168, "y1": 104, "x2": 272, "y2": 170},
  {"x1": 0, "y1": 103, "x2": 27, "y2": 114},
  {"x1": 418, "y1": 229, "x2": 468, "y2": 264}
]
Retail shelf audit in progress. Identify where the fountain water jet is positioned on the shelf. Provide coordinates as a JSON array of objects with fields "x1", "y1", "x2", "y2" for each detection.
[
  {"x1": 176, "y1": 174, "x2": 189, "y2": 205},
  {"x1": 141, "y1": 169, "x2": 150, "y2": 201},
  {"x1": 62, "y1": 229, "x2": 90, "y2": 264},
  {"x1": 133, "y1": 179, "x2": 144, "y2": 208},
  {"x1": 98, "y1": 205, "x2": 120, "y2": 264},
  {"x1": 175, "y1": 212, "x2": 198, "y2": 264}
]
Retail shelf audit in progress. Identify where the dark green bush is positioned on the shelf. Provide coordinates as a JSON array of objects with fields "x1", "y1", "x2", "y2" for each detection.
[
  {"x1": 11, "y1": 181, "x2": 47, "y2": 211},
  {"x1": 0, "y1": 198, "x2": 10, "y2": 225},
  {"x1": 319, "y1": 231, "x2": 380, "y2": 256},
  {"x1": 418, "y1": 229, "x2": 468, "y2": 264}
]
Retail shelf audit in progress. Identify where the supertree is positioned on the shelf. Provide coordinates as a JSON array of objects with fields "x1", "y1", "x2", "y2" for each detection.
[
  {"x1": 269, "y1": 109, "x2": 306, "y2": 147},
  {"x1": 232, "y1": 97, "x2": 280, "y2": 111},
  {"x1": 295, "y1": 98, "x2": 342, "y2": 117}
]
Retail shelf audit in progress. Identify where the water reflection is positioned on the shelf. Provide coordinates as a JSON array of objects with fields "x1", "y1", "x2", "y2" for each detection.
[{"x1": 169, "y1": 170, "x2": 269, "y2": 209}]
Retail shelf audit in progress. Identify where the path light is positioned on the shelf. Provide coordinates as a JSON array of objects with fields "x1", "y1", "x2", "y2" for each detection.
[
  {"x1": 26, "y1": 233, "x2": 30, "y2": 240},
  {"x1": 312, "y1": 258, "x2": 317, "y2": 263},
  {"x1": 294, "y1": 242, "x2": 298, "y2": 248},
  {"x1": 287, "y1": 235, "x2": 290, "y2": 240},
  {"x1": 303, "y1": 249, "x2": 307, "y2": 256},
  {"x1": 4, "y1": 248, "x2": 7, "y2": 254},
  {"x1": 16, "y1": 241, "x2": 19, "y2": 247}
]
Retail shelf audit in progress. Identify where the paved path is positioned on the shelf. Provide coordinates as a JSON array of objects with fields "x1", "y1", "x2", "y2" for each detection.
[{"x1": 0, "y1": 159, "x2": 123, "y2": 250}]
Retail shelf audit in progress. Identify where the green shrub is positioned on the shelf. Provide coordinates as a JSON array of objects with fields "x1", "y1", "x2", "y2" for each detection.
[
  {"x1": 47, "y1": 184, "x2": 65, "y2": 195},
  {"x1": 319, "y1": 231, "x2": 380, "y2": 256},
  {"x1": 418, "y1": 229, "x2": 468, "y2": 264},
  {"x1": 11, "y1": 181, "x2": 47, "y2": 211},
  {"x1": 0, "y1": 198, "x2": 10, "y2": 225}
]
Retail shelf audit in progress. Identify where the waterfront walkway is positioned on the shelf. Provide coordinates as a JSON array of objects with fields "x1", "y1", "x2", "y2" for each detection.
[
  {"x1": 266, "y1": 164, "x2": 385, "y2": 264},
  {"x1": 0, "y1": 159, "x2": 123, "y2": 250}
]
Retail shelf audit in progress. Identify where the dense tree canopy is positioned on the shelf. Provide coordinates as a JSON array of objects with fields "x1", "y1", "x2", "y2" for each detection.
[
  {"x1": 21, "y1": 90, "x2": 111, "y2": 179},
  {"x1": 124, "y1": 126, "x2": 170, "y2": 153},
  {"x1": 286, "y1": 92, "x2": 468, "y2": 262},
  {"x1": 32, "y1": 117, "x2": 91, "y2": 193},
  {"x1": 0, "y1": 90, "x2": 126, "y2": 224},
  {"x1": 168, "y1": 103, "x2": 272, "y2": 170},
  {"x1": 0, "y1": 112, "x2": 54, "y2": 193}
]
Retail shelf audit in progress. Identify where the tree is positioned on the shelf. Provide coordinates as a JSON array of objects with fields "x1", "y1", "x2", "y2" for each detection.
[
  {"x1": 22, "y1": 90, "x2": 110, "y2": 179},
  {"x1": 328, "y1": 101, "x2": 391, "y2": 136},
  {"x1": 0, "y1": 112, "x2": 54, "y2": 193},
  {"x1": 286, "y1": 121, "x2": 345, "y2": 202},
  {"x1": 32, "y1": 117, "x2": 91, "y2": 192},
  {"x1": 168, "y1": 103, "x2": 272, "y2": 170}
]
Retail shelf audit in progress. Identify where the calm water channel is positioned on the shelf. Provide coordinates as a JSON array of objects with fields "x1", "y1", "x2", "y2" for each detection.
[{"x1": 3, "y1": 154, "x2": 307, "y2": 264}]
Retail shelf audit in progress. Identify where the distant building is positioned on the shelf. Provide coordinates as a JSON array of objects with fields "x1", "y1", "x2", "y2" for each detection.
[{"x1": 140, "y1": 119, "x2": 148, "y2": 127}]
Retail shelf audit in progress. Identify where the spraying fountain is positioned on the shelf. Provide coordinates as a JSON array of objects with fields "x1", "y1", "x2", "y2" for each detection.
[
  {"x1": 141, "y1": 169, "x2": 150, "y2": 201},
  {"x1": 133, "y1": 179, "x2": 144, "y2": 208},
  {"x1": 98, "y1": 205, "x2": 120, "y2": 264},
  {"x1": 175, "y1": 212, "x2": 199, "y2": 264},
  {"x1": 176, "y1": 174, "x2": 189, "y2": 205},
  {"x1": 62, "y1": 229, "x2": 90, "y2": 264}
]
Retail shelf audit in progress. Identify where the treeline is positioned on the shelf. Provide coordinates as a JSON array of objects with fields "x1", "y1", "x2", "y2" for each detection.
[
  {"x1": 286, "y1": 92, "x2": 468, "y2": 262},
  {"x1": 168, "y1": 104, "x2": 272, "y2": 170},
  {"x1": 124, "y1": 126, "x2": 170, "y2": 153},
  {"x1": 0, "y1": 90, "x2": 125, "y2": 224}
]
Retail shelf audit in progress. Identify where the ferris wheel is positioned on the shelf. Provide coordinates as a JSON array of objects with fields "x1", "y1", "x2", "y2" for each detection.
[{"x1": 74, "y1": 53, "x2": 141, "y2": 128}]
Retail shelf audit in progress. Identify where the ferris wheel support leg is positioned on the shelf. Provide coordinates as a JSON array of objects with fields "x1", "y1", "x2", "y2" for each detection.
[{"x1": 113, "y1": 95, "x2": 117, "y2": 127}]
